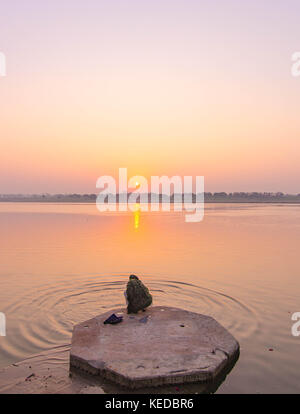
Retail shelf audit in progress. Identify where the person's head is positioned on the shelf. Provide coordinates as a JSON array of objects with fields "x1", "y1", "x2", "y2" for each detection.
[{"x1": 129, "y1": 274, "x2": 139, "y2": 280}]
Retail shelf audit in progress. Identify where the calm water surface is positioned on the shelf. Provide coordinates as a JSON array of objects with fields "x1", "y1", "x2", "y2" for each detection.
[{"x1": 0, "y1": 202, "x2": 300, "y2": 393}]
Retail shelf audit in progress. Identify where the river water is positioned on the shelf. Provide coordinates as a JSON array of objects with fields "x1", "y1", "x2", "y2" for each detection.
[{"x1": 0, "y1": 202, "x2": 299, "y2": 393}]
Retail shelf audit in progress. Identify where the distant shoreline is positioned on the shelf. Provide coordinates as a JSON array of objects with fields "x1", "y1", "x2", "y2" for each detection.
[
  {"x1": 1, "y1": 193, "x2": 300, "y2": 204},
  {"x1": 1, "y1": 201, "x2": 300, "y2": 204}
]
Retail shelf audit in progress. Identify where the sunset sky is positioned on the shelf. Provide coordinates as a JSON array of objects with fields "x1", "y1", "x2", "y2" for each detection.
[{"x1": 1, "y1": 0, "x2": 300, "y2": 193}]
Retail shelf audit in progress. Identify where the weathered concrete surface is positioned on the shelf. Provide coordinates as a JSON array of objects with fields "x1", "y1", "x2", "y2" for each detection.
[{"x1": 70, "y1": 306, "x2": 239, "y2": 389}]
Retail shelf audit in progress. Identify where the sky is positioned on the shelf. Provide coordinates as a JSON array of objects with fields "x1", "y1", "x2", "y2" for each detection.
[{"x1": 1, "y1": 0, "x2": 300, "y2": 193}]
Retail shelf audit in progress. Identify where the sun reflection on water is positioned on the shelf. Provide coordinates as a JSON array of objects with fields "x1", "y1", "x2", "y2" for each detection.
[{"x1": 134, "y1": 203, "x2": 140, "y2": 229}]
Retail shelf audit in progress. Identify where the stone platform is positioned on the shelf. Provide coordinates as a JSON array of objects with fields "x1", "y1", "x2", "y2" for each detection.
[{"x1": 70, "y1": 306, "x2": 239, "y2": 389}]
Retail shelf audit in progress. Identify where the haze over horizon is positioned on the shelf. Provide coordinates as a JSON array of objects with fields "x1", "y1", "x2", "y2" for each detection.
[{"x1": 1, "y1": 0, "x2": 300, "y2": 194}]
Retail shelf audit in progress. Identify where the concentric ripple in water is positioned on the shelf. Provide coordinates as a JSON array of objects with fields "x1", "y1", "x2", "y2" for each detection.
[{"x1": 1, "y1": 273, "x2": 258, "y2": 367}]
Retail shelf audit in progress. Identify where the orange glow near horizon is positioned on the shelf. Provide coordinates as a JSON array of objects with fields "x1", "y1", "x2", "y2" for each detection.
[{"x1": 1, "y1": 2, "x2": 300, "y2": 193}]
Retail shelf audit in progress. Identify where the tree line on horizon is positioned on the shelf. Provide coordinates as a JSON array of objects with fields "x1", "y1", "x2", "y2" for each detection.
[{"x1": 0, "y1": 192, "x2": 300, "y2": 201}]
